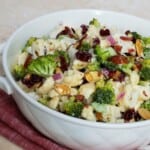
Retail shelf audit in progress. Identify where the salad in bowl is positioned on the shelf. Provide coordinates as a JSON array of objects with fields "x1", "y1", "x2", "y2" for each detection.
[{"x1": 12, "y1": 18, "x2": 150, "y2": 123}]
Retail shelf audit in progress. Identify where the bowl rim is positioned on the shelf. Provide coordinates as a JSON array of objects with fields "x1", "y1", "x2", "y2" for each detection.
[{"x1": 3, "y1": 9, "x2": 150, "y2": 129}]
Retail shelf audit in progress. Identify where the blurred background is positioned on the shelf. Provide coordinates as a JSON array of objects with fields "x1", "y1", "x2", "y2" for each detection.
[{"x1": 0, "y1": 0, "x2": 150, "y2": 149}]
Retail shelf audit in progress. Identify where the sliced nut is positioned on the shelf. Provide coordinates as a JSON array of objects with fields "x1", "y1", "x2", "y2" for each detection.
[
  {"x1": 135, "y1": 39, "x2": 143, "y2": 57},
  {"x1": 85, "y1": 71, "x2": 101, "y2": 82},
  {"x1": 138, "y1": 108, "x2": 150, "y2": 120},
  {"x1": 54, "y1": 83, "x2": 71, "y2": 95}
]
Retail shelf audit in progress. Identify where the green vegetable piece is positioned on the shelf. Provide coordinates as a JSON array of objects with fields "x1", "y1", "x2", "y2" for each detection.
[
  {"x1": 140, "y1": 67, "x2": 150, "y2": 81},
  {"x1": 89, "y1": 18, "x2": 100, "y2": 27},
  {"x1": 38, "y1": 97, "x2": 49, "y2": 106},
  {"x1": 80, "y1": 42, "x2": 91, "y2": 51},
  {"x1": 22, "y1": 37, "x2": 37, "y2": 52},
  {"x1": 12, "y1": 65, "x2": 26, "y2": 81},
  {"x1": 94, "y1": 45, "x2": 115, "y2": 61},
  {"x1": 131, "y1": 32, "x2": 142, "y2": 40},
  {"x1": 142, "y1": 37, "x2": 150, "y2": 45},
  {"x1": 93, "y1": 82, "x2": 115, "y2": 105},
  {"x1": 27, "y1": 55, "x2": 57, "y2": 77},
  {"x1": 92, "y1": 102, "x2": 107, "y2": 113},
  {"x1": 63, "y1": 100, "x2": 84, "y2": 117},
  {"x1": 141, "y1": 100, "x2": 150, "y2": 111},
  {"x1": 96, "y1": 79, "x2": 105, "y2": 88},
  {"x1": 118, "y1": 63, "x2": 133, "y2": 74},
  {"x1": 101, "y1": 61, "x2": 119, "y2": 71},
  {"x1": 87, "y1": 61, "x2": 100, "y2": 71},
  {"x1": 143, "y1": 47, "x2": 150, "y2": 59}
]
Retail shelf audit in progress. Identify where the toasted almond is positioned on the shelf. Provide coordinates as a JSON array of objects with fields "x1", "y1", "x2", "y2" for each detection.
[
  {"x1": 85, "y1": 71, "x2": 101, "y2": 82},
  {"x1": 54, "y1": 84, "x2": 70, "y2": 95},
  {"x1": 138, "y1": 108, "x2": 150, "y2": 120},
  {"x1": 135, "y1": 39, "x2": 143, "y2": 57}
]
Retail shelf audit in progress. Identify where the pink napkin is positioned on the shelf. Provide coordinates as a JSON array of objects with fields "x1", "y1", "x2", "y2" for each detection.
[{"x1": 0, "y1": 89, "x2": 69, "y2": 150}]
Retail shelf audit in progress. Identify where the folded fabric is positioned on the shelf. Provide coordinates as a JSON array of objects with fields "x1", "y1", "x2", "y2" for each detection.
[{"x1": 0, "y1": 89, "x2": 69, "y2": 150}]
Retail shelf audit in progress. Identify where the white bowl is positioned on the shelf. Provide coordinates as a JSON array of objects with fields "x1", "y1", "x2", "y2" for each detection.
[{"x1": 0, "y1": 9, "x2": 150, "y2": 150}]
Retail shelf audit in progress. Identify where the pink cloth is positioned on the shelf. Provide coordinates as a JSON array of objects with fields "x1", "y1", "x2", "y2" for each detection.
[{"x1": 0, "y1": 90, "x2": 69, "y2": 150}]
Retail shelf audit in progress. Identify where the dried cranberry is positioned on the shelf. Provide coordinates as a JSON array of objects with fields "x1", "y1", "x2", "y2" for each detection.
[
  {"x1": 122, "y1": 109, "x2": 135, "y2": 122},
  {"x1": 100, "y1": 29, "x2": 110, "y2": 36},
  {"x1": 22, "y1": 74, "x2": 43, "y2": 88},
  {"x1": 80, "y1": 24, "x2": 88, "y2": 35},
  {"x1": 59, "y1": 56, "x2": 69, "y2": 72},
  {"x1": 56, "y1": 26, "x2": 75, "y2": 39},
  {"x1": 93, "y1": 37, "x2": 100, "y2": 47},
  {"x1": 75, "y1": 51, "x2": 92, "y2": 62},
  {"x1": 125, "y1": 30, "x2": 131, "y2": 35}
]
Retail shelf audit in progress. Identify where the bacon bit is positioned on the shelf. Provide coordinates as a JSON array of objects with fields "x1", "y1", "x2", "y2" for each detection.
[
  {"x1": 135, "y1": 39, "x2": 143, "y2": 57},
  {"x1": 125, "y1": 30, "x2": 131, "y2": 35},
  {"x1": 24, "y1": 54, "x2": 32, "y2": 68},
  {"x1": 108, "y1": 70, "x2": 125, "y2": 82},
  {"x1": 59, "y1": 56, "x2": 69, "y2": 72},
  {"x1": 75, "y1": 94, "x2": 85, "y2": 101},
  {"x1": 120, "y1": 36, "x2": 133, "y2": 41},
  {"x1": 96, "y1": 112, "x2": 103, "y2": 121},
  {"x1": 113, "y1": 45, "x2": 122, "y2": 53},
  {"x1": 133, "y1": 63, "x2": 142, "y2": 71},
  {"x1": 109, "y1": 55, "x2": 128, "y2": 64},
  {"x1": 128, "y1": 48, "x2": 135, "y2": 53}
]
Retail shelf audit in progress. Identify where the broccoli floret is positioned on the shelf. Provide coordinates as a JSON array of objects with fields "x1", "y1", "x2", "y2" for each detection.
[
  {"x1": 63, "y1": 100, "x2": 84, "y2": 117},
  {"x1": 12, "y1": 65, "x2": 26, "y2": 81},
  {"x1": 87, "y1": 61, "x2": 100, "y2": 71},
  {"x1": 118, "y1": 63, "x2": 133, "y2": 74},
  {"x1": 142, "y1": 37, "x2": 150, "y2": 45},
  {"x1": 93, "y1": 82, "x2": 115, "y2": 105},
  {"x1": 141, "y1": 100, "x2": 150, "y2": 111},
  {"x1": 131, "y1": 32, "x2": 142, "y2": 40},
  {"x1": 27, "y1": 54, "x2": 57, "y2": 77},
  {"x1": 140, "y1": 59, "x2": 150, "y2": 81},
  {"x1": 89, "y1": 18, "x2": 100, "y2": 27},
  {"x1": 94, "y1": 45, "x2": 116, "y2": 62},
  {"x1": 140, "y1": 67, "x2": 150, "y2": 81},
  {"x1": 96, "y1": 78, "x2": 105, "y2": 88},
  {"x1": 143, "y1": 47, "x2": 150, "y2": 59},
  {"x1": 80, "y1": 42, "x2": 91, "y2": 51},
  {"x1": 38, "y1": 97, "x2": 49, "y2": 106},
  {"x1": 92, "y1": 102, "x2": 107, "y2": 113},
  {"x1": 101, "y1": 61, "x2": 119, "y2": 71}
]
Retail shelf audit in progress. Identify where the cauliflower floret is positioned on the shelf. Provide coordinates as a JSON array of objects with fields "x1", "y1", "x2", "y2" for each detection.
[
  {"x1": 79, "y1": 83, "x2": 95, "y2": 100},
  {"x1": 72, "y1": 59, "x2": 88, "y2": 70},
  {"x1": 48, "y1": 89, "x2": 59, "y2": 97},
  {"x1": 87, "y1": 25, "x2": 100, "y2": 39},
  {"x1": 121, "y1": 84, "x2": 150, "y2": 110},
  {"x1": 17, "y1": 52, "x2": 28, "y2": 65},
  {"x1": 48, "y1": 96, "x2": 60, "y2": 110},
  {"x1": 130, "y1": 71, "x2": 140, "y2": 85},
  {"x1": 32, "y1": 39, "x2": 50, "y2": 58},
  {"x1": 63, "y1": 70, "x2": 84, "y2": 87},
  {"x1": 103, "y1": 105, "x2": 122, "y2": 123},
  {"x1": 81, "y1": 106, "x2": 96, "y2": 121},
  {"x1": 100, "y1": 40, "x2": 110, "y2": 48},
  {"x1": 70, "y1": 88, "x2": 78, "y2": 96},
  {"x1": 37, "y1": 77, "x2": 54, "y2": 94}
]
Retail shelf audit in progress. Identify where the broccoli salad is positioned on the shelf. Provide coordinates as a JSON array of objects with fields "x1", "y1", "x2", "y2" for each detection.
[{"x1": 12, "y1": 18, "x2": 150, "y2": 123}]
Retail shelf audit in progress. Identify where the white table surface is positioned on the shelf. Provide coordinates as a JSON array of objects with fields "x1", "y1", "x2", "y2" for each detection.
[{"x1": 0, "y1": 0, "x2": 150, "y2": 149}]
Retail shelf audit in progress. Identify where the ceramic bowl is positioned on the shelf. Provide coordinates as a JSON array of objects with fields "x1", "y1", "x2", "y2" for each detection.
[{"x1": 0, "y1": 9, "x2": 150, "y2": 150}]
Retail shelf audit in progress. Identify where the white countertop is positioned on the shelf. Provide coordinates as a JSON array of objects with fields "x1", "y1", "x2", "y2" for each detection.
[{"x1": 0, "y1": 0, "x2": 150, "y2": 149}]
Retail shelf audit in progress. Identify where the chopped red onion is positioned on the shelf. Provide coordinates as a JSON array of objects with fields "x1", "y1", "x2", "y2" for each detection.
[
  {"x1": 107, "y1": 35, "x2": 116, "y2": 46},
  {"x1": 53, "y1": 73, "x2": 62, "y2": 80},
  {"x1": 117, "y1": 92, "x2": 125, "y2": 101}
]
